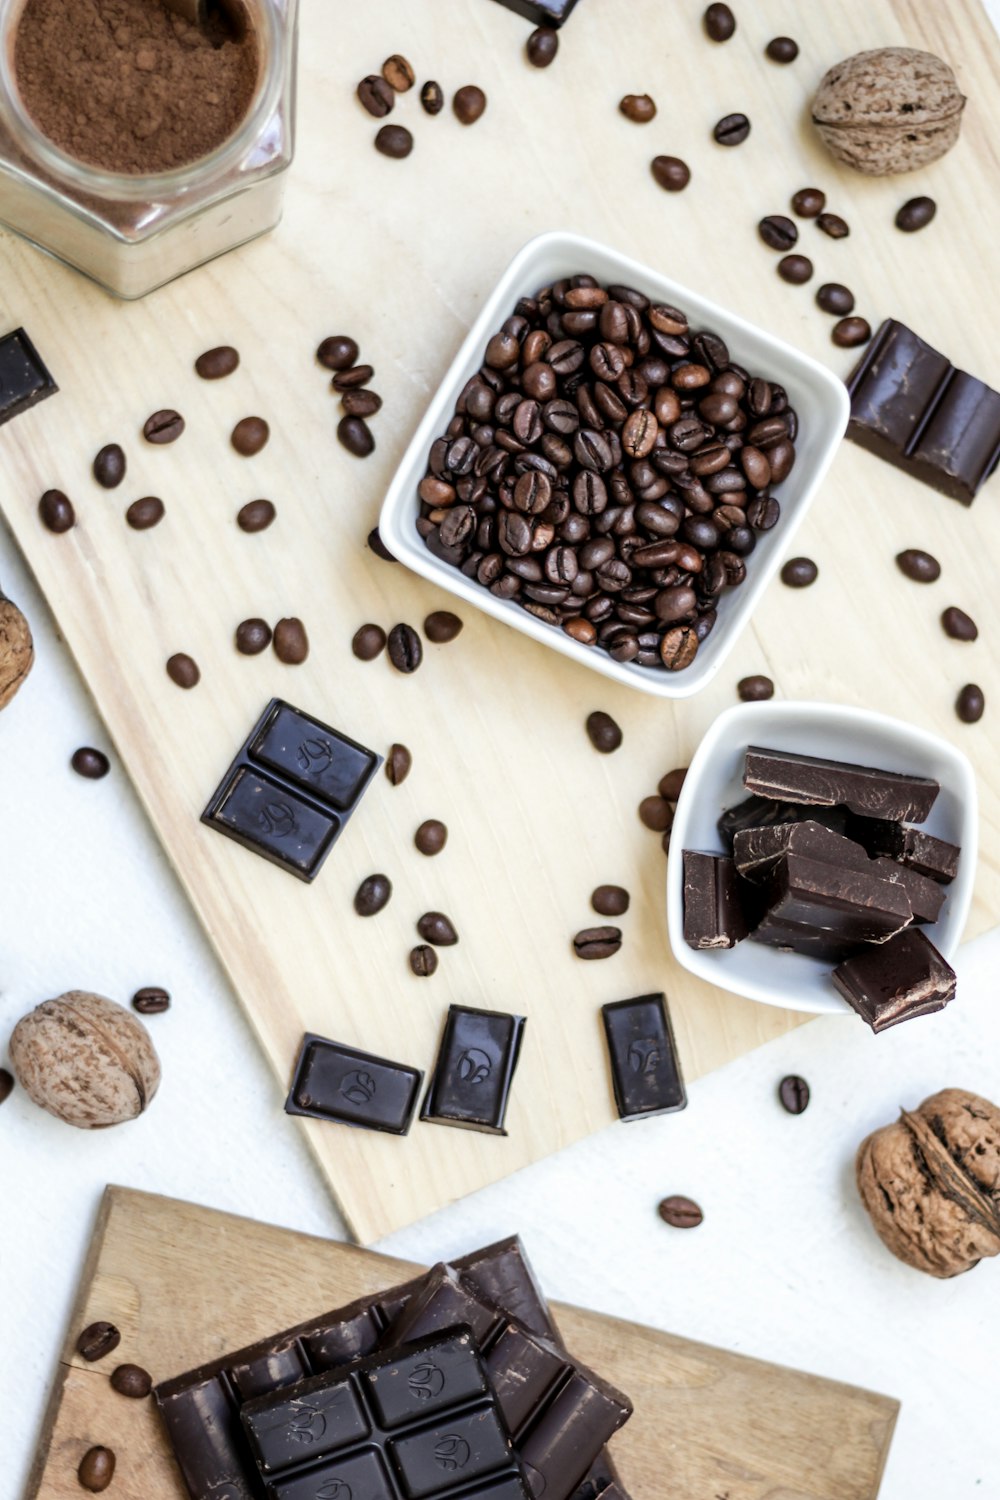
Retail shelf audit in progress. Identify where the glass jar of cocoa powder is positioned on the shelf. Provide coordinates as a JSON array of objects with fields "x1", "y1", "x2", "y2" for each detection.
[{"x1": 0, "y1": 0, "x2": 297, "y2": 299}]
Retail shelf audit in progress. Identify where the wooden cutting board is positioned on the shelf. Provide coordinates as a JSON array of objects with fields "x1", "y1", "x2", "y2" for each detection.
[
  {"x1": 25, "y1": 1187, "x2": 899, "y2": 1500},
  {"x1": 0, "y1": 0, "x2": 998, "y2": 1242}
]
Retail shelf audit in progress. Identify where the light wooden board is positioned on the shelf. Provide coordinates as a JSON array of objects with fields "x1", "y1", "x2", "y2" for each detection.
[
  {"x1": 0, "y1": 0, "x2": 998, "y2": 1242},
  {"x1": 26, "y1": 1187, "x2": 899, "y2": 1500}
]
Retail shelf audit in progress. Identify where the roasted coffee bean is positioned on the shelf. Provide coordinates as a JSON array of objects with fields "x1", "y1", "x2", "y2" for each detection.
[
  {"x1": 417, "y1": 911, "x2": 458, "y2": 946},
  {"x1": 424, "y1": 610, "x2": 463, "y2": 643},
  {"x1": 564, "y1": 617, "x2": 597, "y2": 645},
  {"x1": 0, "y1": 1068, "x2": 13, "y2": 1105},
  {"x1": 941, "y1": 606, "x2": 977, "y2": 641},
  {"x1": 592, "y1": 884, "x2": 630, "y2": 917},
  {"x1": 738, "y1": 674, "x2": 774, "y2": 701},
  {"x1": 358, "y1": 74, "x2": 394, "y2": 116},
  {"x1": 832, "y1": 316, "x2": 871, "y2": 348},
  {"x1": 196, "y1": 345, "x2": 239, "y2": 379},
  {"x1": 234, "y1": 618, "x2": 271, "y2": 656},
  {"x1": 386, "y1": 742, "x2": 412, "y2": 785},
  {"x1": 658, "y1": 1195, "x2": 703, "y2": 1228},
  {"x1": 409, "y1": 944, "x2": 438, "y2": 977},
  {"x1": 759, "y1": 215, "x2": 798, "y2": 251},
  {"x1": 333, "y1": 364, "x2": 374, "y2": 391},
  {"x1": 573, "y1": 925, "x2": 622, "y2": 960},
  {"x1": 273, "y1": 617, "x2": 309, "y2": 665},
  {"x1": 387, "y1": 622, "x2": 422, "y2": 673},
  {"x1": 660, "y1": 625, "x2": 698, "y2": 669},
  {"x1": 781, "y1": 556, "x2": 818, "y2": 588},
  {"x1": 39, "y1": 488, "x2": 75, "y2": 532},
  {"x1": 778, "y1": 254, "x2": 813, "y2": 284},
  {"x1": 779, "y1": 1075, "x2": 810, "y2": 1114},
  {"x1": 415, "y1": 819, "x2": 448, "y2": 855},
  {"x1": 71, "y1": 747, "x2": 110, "y2": 779},
  {"x1": 126, "y1": 495, "x2": 164, "y2": 530},
  {"x1": 703, "y1": 2, "x2": 735, "y2": 40},
  {"x1": 713, "y1": 112, "x2": 750, "y2": 145},
  {"x1": 526, "y1": 25, "x2": 559, "y2": 66},
  {"x1": 338, "y1": 415, "x2": 375, "y2": 456},
  {"x1": 237, "y1": 499, "x2": 276, "y2": 533},
  {"x1": 639, "y1": 795, "x2": 674, "y2": 832},
  {"x1": 354, "y1": 874, "x2": 392, "y2": 917},
  {"x1": 382, "y1": 53, "x2": 415, "y2": 91},
  {"x1": 765, "y1": 35, "x2": 798, "y2": 62},
  {"x1": 895, "y1": 196, "x2": 936, "y2": 233},
  {"x1": 342, "y1": 389, "x2": 382, "y2": 417},
  {"x1": 317, "y1": 335, "x2": 359, "y2": 370},
  {"x1": 420, "y1": 79, "x2": 444, "y2": 114},
  {"x1": 78, "y1": 1446, "x2": 116, "y2": 1493},
  {"x1": 352, "y1": 623, "x2": 387, "y2": 660},
  {"x1": 368, "y1": 526, "x2": 396, "y2": 562},
  {"x1": 791, "y1": 187, "x2": 825, "y2": 218},
  {"x1": 110, "y1": 1363, "x2": 153, "y2": 1398},
  {"x1": 817, "y1": 212, "x2": 849, "y2": 239},
  {"x1": 453, "y1": 85, "x2": 487, "y2": 124},
  {"x1": 77, "y1": 1322, "x2": 121, "y2": 1362},
  {"x1": 132, "y1": 986, "x2": 170, "y2": 1015},
  {"x1": 93, "y1": 444, "x2": 126, "y2": 488},
  {"x1": 622, "y1": 408, "x2": 658, "y2": 458},
  {"x1": 166, "y1": 652, "x2": 199, "y2": 688},
  {"x1": 896, "y1": 548, "x2": 940, "y2": 583},
  {"x1": 620, "y1": 93, "x2": 656, "y2": 123},
  {"x1": 816, "y1": 282, "x2": 854, "y2": 315},
  {"x1": 651, "y1": 154, "x2": 691, "y2": 191},
  {"x1": 143, "y1": 409, "x2": 184, "y2": 444},
  {"x1": 658, "y1": 767, "x2": 687, "y2": 801},
  {"x1": 586, "y1": 709, "x2": 622, "y2": 753},
  {"x1": 231, "y1": 417, "x2": 269, "y2": 456},
  {"x1": 375, "y1": 123, "x2": 413, "y2": 158},
  {"x1": 956, "y1": 684, "x2": 984, "y2": 723}
]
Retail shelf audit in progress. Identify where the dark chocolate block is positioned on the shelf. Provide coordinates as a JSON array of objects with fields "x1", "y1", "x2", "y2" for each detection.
[
  {"x1": 489, "y1": 0, "x2": 580, "y2": 27},
  {"x1": 847, "y1": 319, "x2": 1000, "y2": 504},
  {"x1": 602, "y1": 994, "x2": 686, "y2": 1120},
  {"x1": 733, "y1": 819, "x2": 871, "y2": 882},
  {"x1": 202, "y1": 699, "x2": 380, "y2": 881},
  {"x1": 832, "y1": 928, "x2": 957, "y2": 1031},
  {"x1": 422, "y1": 1006, "x2": 526, "y2": 1135},
  {"x1": 285, "y1": 1032, "x2": 423, "y2": 1136},
  {"x1": 0, "y1": 327, "x2": 57, "y2": 427},
  {"x1": 743, "y1": 745, "x2": 938, "y2": 823},
  {"x1": 751, "y1": 853, "x2": 912, "y2": 962},
  {"x1": 845, "y1": 814, "x2": 959, "y2": 884},
  {"x1": 873, "y1": 858, "x2": 946, "y2": 925},
  {"x1": 682, "y1": 851, "x2": 750, "y2": 949},
  {"x1": 718, "y1": 795, "x2": 847, "y2": 850}
]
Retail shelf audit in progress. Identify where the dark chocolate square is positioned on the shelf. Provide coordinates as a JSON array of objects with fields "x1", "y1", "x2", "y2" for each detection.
[
  {"x1": 601, "y1": 994, "x2": 686, "y2": 1121},
  {"x1": 421, "y1": 1006, "x2": 526, "y2": 1135},
  {"x1": 285, "y1": 1032, "x2": 423, "y2": 1136},
  {"x1": 0, "y1": 327, "x2": 58, "y2": 428}
]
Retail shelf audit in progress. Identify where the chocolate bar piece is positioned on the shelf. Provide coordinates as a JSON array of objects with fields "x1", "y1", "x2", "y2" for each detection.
[
  {"x1": 873, "y1": 858, "x2": 946, "y2": 925},
  {"x1": 845, "y1": 814, "x2": 959, "y2": 884},
  {"x1": 718, "y1": 795, "x2": 848, "y2": 850},
  {"x1": 744, "y1": 745, "x2": 938, "y2": 823},
  {"x1": 0, "y1": 327, "x2": 57, "y2": 427},
  {"x1": 602, "y1": 994, "x2": 686, "y2": 1120},
  {"x1": 832, "y1": 928, "x2": 957, "y2": 1031},
  {"x1": 202, "y1": 699, "x2": 380, "y2": 881},
  {"x1": 751, "y1": 854, "x2": 912, "y2": 962},
  {"x1": 284, "y1": 1032, "x2": 422, "y2": 1135},
  {"x1": 422, "y1": 1006, "x2": 526, "y2": 1135},
  {"x1": 682, "y1": 850, "x2": 750, "y2": 948},
  {"x1": 490, "y1": 0, "x2": 580, "y2": 27},
  {"x1": 847, "y1": 319, "x2": 1000, "y2": 504},
  {"x1": 732, "y1": 819, "x2": 871, "y2": 883}
]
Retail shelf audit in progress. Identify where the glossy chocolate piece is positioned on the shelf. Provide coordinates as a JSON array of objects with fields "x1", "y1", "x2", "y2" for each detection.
[
  {"x1": 0, "y1": 326, "x2": 58, "y2": 427},
  {"x1": 422, "y1": 1006, "x2": 526, "y2": 1134},
  {"x1": 845, "y1": 814, "x2": 959, "y2": 883},
  {"x1": 489, "y1": 0, "x2": 580, "y2": 26},
  {"x1": 285, "y1": 1032, "x2": 422, "y2": 1135},
  {"x1": 202, "y1": 699, "x2": 380, "y2": 881},
  {"x1": 602, "y1": 994, "x2": 686, "y2": 1120},
  {"x1": 873, "y1": 858, "x2": 946, "y2": 925},
  {"x1": 751, "y1": 853, "x2": 912, "y2": 962},
  {"x1": 733, "y1": 819, "x2": 871, "y2": 882},
  {"x1": 682, "y1": 851, "x2": 750, "y2": 949},
  {"x1": 718, "y1": 795, "x2": 848, "y2": 850},
  {"x1": 848, "y1": 320, "x2": 1000, "y2": 504},
  {"x1": 832, "y1": 928, "x2": 957, "y2": 1031},
  {"x1": 743, "y1": 745, "x2": 939, "y2": 823}
]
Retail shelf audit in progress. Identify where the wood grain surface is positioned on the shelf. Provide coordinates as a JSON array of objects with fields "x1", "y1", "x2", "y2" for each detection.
[
  {"x1": 0, "y1": 0, "x2": 997, "y2": 1241},
  {"x1": 26, "y1": 1187, "x2": 900, "y2": 1500}
]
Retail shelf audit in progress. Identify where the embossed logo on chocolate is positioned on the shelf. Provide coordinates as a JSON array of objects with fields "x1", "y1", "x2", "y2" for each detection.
[
  {"x1": 433, "y1": 1435, "x2": 470, "y2": 1472},
  {"x1": 456, "y1": 1047, "x2": 492, "y2": 1085},
  {"x1": 296, "y1": 736, "x2": 334, "y2": 775},
  {"x1": 287, "y1": 1403, "x2": 327, "y2": 1445},
  {"x1": 340, "y1": 1069, "x2": 377, "y2": 1106},
  {"x1": 315, "y1": 1481, "x2": 351, "y2": 1500},
  {"x1": 627, "y1": 1036, "x2": 662, "y2": 1075},
  {"x1": 408, "y1": 1360, "x2": 446, "y2": 1400},
  {"x1": 257, "y1": 800, "x2": 296, "y2": 838}
]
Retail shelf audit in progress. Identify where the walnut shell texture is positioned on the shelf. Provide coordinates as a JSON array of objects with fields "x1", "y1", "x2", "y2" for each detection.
[
  {"x1": 9, "y1": 991, "x2": 161, "y2": 1129},
  {"x1": 812, "y1": 48, "x2": 966, "y2": 176},
  {"x1": 0, "y1": 594, "x2": 34, "y2": 709},
  {"x1": 857, "y1": 1088, "x2": 1000, "y2": 1277}
]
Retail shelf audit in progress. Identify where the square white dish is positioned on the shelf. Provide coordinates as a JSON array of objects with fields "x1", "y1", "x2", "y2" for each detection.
[
  {"x1": 665, "y1": 700, "x2": 978, "y2": 1015},
  {"x1": 379, "y1": 229, "x2": 850, "y2": 698}
]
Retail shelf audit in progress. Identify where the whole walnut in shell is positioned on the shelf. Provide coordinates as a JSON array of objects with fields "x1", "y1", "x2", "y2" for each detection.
[
  {"x1": 9, "y1": 992, "x2": 161, "y2": 1128},
  {"x1": 812, "y1": 48, "x2": 965, "y2": 175},
  {"x1": 857, "y1": 1088, "x2": 1000, "y2": 1277},
  {"x1": 0, "y1": 590, "x2": 34, "y2": 709}
]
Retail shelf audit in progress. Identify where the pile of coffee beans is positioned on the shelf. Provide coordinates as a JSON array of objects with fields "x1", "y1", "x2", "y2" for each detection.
[
  {"x1": 318, "y1": 334, "x2": 381, "y2": 458},
  {"x1": 350, "y1": 611, "x2": 464, "y2": 671},
  {"x1": 356, "y1": 53, "x2": 488, "y2": 153},
  {"x1": 416, "y1": 277, "x2": 799, "y2": 674},
  {"x1": 636, "y1": 763, "x2": 688, "y2": 855},
  {"x1": 892, "y1": 550, "x2": 986, "y2": 723}
]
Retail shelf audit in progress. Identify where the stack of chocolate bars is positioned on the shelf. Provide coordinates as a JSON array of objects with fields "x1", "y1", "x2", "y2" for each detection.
[
  {"x1": 682, "y1": 746, "x2": 961, "y2": 1031},
  {"x1": 154, "y1": 1237, "x2": 633, "y2": 1500}
]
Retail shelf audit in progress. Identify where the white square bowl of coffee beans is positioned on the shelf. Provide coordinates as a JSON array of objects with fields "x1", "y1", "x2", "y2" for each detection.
[{"x1": 380, "y1": 230, "x2": 850, "y2": 697}]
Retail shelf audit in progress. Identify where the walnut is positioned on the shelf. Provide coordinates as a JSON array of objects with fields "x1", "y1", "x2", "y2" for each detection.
[
  {"x1": 857, "y1": 1088, "x2": 1000, "y2": 1277},
  {"x1": 812, "y1": 48, "x2": 966, "y2": 175},
  {"x1": 0, "y1": 590, "x2": 34, "y2": 709},
  {"x1": 9, "y1": 992, "x2": 161, "y2": 1129}
]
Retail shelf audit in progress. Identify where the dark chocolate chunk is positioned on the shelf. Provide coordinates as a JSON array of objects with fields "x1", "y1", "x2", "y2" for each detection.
[
  {"x1": 845, "y1": 814, "x2": 959, "y2": 883},
  {"x1": 750, "y1": 853, "x2": 912, "y2": 962},
  {"x1": 0, "y1": 327, "x2": 57, "y2": 427},
  {"x1": 832, "y1": 928, "x2": 956, "y2": 1031},
  {"x1": 873, "y1": 858, "x2": 946, "y2": 925},
  {"x1": 718, "y1": 795, "x2": 847, "y2": 850},
  {"x1": 743, "y1": 745, "x2": 939, "y2": 822},
  {"x1": 602, "y1": 994, "x2": 686, "y2": 1120},
  {"x1": 682, "y1": 851, "x2": 749, "y2": 949},
  {"x1": 488, "y1": 0, "x2": 580, "y2": 26},
  {"x1": 733, "y1": 819, "x2": 869, "y2": 882},
  {"x1": 421, "y1": 1005, "x2": 526, "y2": 1134},
  {"x1": 285, "y1": 1032, "x2": 422, "y2": 1135}
]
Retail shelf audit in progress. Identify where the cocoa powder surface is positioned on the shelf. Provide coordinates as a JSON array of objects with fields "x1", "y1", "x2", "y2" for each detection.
[{"x1": 14, "y1": 0, "x2": 259, "y2": 175}]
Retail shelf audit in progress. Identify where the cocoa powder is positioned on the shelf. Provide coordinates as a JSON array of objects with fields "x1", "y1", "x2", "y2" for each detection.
[{"x1": 14, "y1": 0, "x2": 259, "y2": 175}]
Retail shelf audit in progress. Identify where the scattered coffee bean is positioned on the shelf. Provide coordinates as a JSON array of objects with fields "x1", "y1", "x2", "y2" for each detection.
[
  {"x1": 387, "y1": 623, "x2": 422, "y2": 673},
  {"x1": 765, "y1": 36, "x2": 799, "y2": 62},
  {"x1": 409, "y1": 944, "x2": 438, "y2": 977},
  {"x1": 132, "y1": 987, "x2": 170, "y2": 1015},
  {"x1": 368, "y1": 526, "x2": 396, "y2": 562},
  {"x1": 195, "y1": 345, "x2": 239, "y2": 379},
  {"x1": 375, "y1": 124, "x2": 413, "y2": 159},
  {"x1": 586, "y1": 710, "x2": 622, "y2": 754},
  {"x1": 354, "y1": 874, "x2": 392, "y2": 917},
  {"x1": 591, "y1": 884, "x2": 630, "y2": 917},
  {"x1": 386, "y1": 742, "x2": 412, "y2": 785},
  {"x1": 417, "y1": 911, "x2": 458, "y2": 946},
  {"x1": 781, "y1": 556, "x2": 818, "y2": 588},
  {"x1": 415, "y1": 819, "x2": 448, "y2": 855},
  {"x1": 832, "y1": 316, "x2": 871, "y2": 348},
  {"x1": 658, "y1": 1194, "x2": 703, "y2": 1228},
  {"x1": 71, "y1": 747, "x2": 110, "y2": 779},
  {"x1": 713, "y1": 112, "x2": 750, "y2": 145},
  {"x1": 143, "y1": 409, "x2": 185, "y2": 444},
  {"x1": 93, "y1": 444, "x2": 126, "y2": 488},
  {"x1": 424, "y1": 610, "x2": 463, "y2": 643},
  {"x1": 573, "y1": 925, "x2": 622, "y2": 960},
  {"x1": 341, "y1": 389, "x2": 382, "y2": 417},
  {"x1": 896, "y1": 548, "x2": 941, "y2": 583},
  {"x1": 382, "y1": 54, "x2": 415, "y2": 92},
  {"x1": 235, "y1": 618, "x2": 272, "y2": 655},
  {"x1": 738, "y1": 674, "x2": 774, "y2": 701},
  {"x1": 237, "y1": 498, "x2": 276, "y2": 532},
  {"x1": 779, "y1": 1074, "x2": 810, "y2": 1114},
  {"x1": 420, "y1": 80, "x2": 444, "y2": 114},
  {"x1": 0, "y1": 1067, "x2": 12, "y2": 1105},
  {"x1": 815, "y1": 282, "x2": 854, "y2": 315},
  {"x1": 332, "y1": 364, "x2": 374, "y2": 391},
  {"x1": 956, "y1": 683, "x2": 984, "y2": 723},
  {"x1": 527, "y1": 26, "x2": 558, "y2": 66},
  {"x1": 817, "y1": 212, "x2": 849, "y2": 239},
  {"x1": 110, "y1": 1363, "x2": 152, "y2": 1399},
  {"x1": 166, "y1": 653, "x2": 200, "y2": 688},
  {"x1": 317, "y1": 335, "x2": 359, "y2": 371},
  {"x1": 126, "y1": 495, "x2": 165, "y2": 530},
  {"x1": 273, "y1": 617, "x2": 309, "y2": 665},
  {"x1": 352, "y1": 623, "x2": 387, "y2": 661},
  {"x1": 759, "y1": 215, "x2": 798, "y2": 251},
  {"x1": 453, "y1": 85, "x2": 487, "y2": 125},
  {"x1": 39, "y1": 488, "x2": 74, "y2": 532},
  {"x1": 703, "y1": 3, "x2": 736, "y2": 41},
  {"x1": 231, "y1": 416, "x2": 269, "y2": 456},
  {"x1": 338, "y1": 415, "x2": 375, "y2": 457},
  {"x1": 895, "y1": 196, "x2": 936, "y2": 233},
  {"x1": 639, "y1": 795, "x2": 674, "y2": 832},
  {"x1": 941, "y1": 606, "x2": 977, "y2": 642},
  {"x1": 77, "y1": 1322, "x2": 121, "y2": 1362},
  {"x1": 620, "y1": 93, "x2": 656, "y2": 123},
  {"x1": 78, "y1": 1446, "x2": 116, "y2": 1493},
  {"x1": 778, "y1": 254, "x2": 813, "y2": 284},
  {"x1": 791, "y1": 187, "x2": 825, "y2": 218},
  {"x1": 358, "y1": 74, "x2": 394, "y2": 117},
  {"x1": 651, "y1": 154, "x2": 691, "y2": 191},
  {"x1": 659, "y1": 768, "x2": 687, "y2": 801}
]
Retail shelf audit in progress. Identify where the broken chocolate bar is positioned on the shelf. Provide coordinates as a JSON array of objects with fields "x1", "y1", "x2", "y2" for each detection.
[
  {"x1": 832, "y1": 928, "x2": 957, "y2": 1031},
  {"x1": 490, "y1": 0, "x2": 581, "y2": 26},
  {"x1": 718, "y1": 795, "x2": 848, "y2": 850},
  {"x1": 733, "y1": 819, "x2": 870, "y2": 883},
  {"x1": 422, "y1": 1006, "x2": 526, "y2": 1135},
  {"x1": 751, "y1": 853, "x2": 912, "y2": 962},
  {"x1": 284, "y1": 1032, "x2": 423, "y2": 1136},
  {"x1": 845, "y1": 814, "x2": 959, "y2": 884},
  {"x1": 873, "y1": 858, "x2": 946, "y2": 925},
  {"x1": 602, "y1": 994, "x2": 686, "y2": 1120},
  {"x1": 682, "y1": 851, "x2": 750, "y2": 949},
  {"x1": 743, "y1": 745, "x2": 939, "y2": 823},
  {"x1": 0, "y1": 326, "x2": 57, "y2": 427}
]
